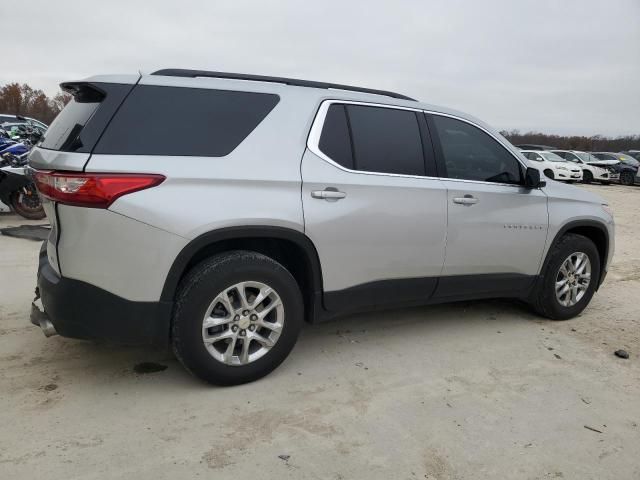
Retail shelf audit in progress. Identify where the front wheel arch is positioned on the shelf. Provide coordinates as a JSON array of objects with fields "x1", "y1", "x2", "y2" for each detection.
[{"x1": 540, "y1": 221, "x2": 609, "y2": 290}]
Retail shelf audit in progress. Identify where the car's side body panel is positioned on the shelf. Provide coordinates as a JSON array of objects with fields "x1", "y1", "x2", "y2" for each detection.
[{"x1": 29, "y1": 72, "x2": 616, "y2": 345}]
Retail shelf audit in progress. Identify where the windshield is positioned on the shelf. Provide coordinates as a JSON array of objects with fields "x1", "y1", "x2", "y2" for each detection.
[
  {"x1": 556, "y1": 151, "x2": 581, "y2": 163},
  {"x1": 540, "y1": 151, "x2": 566, "y2": 162},
  {"x1": 616, "y1": 154, "x2": 640, "y2": 167},
  {"x1": 576, "y1": 152, "x2": 598, "y2": 162}
]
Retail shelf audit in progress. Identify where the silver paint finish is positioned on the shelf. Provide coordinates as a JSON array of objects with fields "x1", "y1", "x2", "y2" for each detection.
[
  {"x1": 27, "y1": 148, "x2": 89, "y2": 171},
  {"x1": 301, "y1": 148, "x2": 447, "y2": 291},
  {"x1": 55, "y1": 205, "x2": 188, "y2": 302},
  {"x1": 441, "y1": 181, "x2": 548, "y2": 276},
  {"x1": 36, "y1": 72, "x2": 615, "y2": 305}
]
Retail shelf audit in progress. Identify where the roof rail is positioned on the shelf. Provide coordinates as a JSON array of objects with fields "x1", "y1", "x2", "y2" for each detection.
[{"x1": 151, "y1": 69, "x2": 416, "y2": 101}]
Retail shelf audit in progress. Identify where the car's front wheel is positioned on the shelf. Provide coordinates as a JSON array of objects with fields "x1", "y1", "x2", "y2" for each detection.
[
  {"x1": 582, "y1": 170, "x2": 593, "y2": 183},
  {"x1": 172, "y1": 251, "x2": 304, "y2": 385},
  {"x1": 620, "y1": 171, "x2": 635, "y2": 186},
  {"x1": 531, "y1": 233, "x2": 600, "y2": 320}
]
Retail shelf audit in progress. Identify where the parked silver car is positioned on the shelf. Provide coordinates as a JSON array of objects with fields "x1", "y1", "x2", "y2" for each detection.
[{"x1": 29, "y1": 70, "x2": 615, "y2": 384}]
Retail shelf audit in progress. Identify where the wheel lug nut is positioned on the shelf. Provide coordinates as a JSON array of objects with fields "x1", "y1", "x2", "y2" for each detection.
[
  {"x1": 231, "y1": 325, "x2": 238, "y2": 332},
  {"x1": 249, "y1": 325, "x2": 255, "y2": 331},
  {"x1": 250, "y1": 314, "x2": 257, "y2": 321},
  {"x1": 239, "y1": 329, "x2": 246, "y2": 336},
  {"x1": 234, "y1": 315, "x2": 240, "y2": 321},
  {"x1": 242, "y1": 310, "x2": 249, "y2": 316}
]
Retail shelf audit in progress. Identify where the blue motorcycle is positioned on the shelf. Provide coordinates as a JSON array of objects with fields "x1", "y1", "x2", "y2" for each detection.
[{"x1": 0, "y1": 139, "x2": 30, "y2": 158}]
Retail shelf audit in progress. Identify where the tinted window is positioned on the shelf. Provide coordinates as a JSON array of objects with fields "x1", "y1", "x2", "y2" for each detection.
[
  {"x1": 318, "y1": 104, "x2": 353, "y2": 169},
  {"x1": 433, "y1": 116, "x2": 522, "y2": 184},
  {"x1": 95, "y1": 86, "x2": 279, "y2": 156},
  {"x1": 40, "y1": 83, "x2": 133, "y2": 152},
  {"x1": 346, "y1": 105, "x2": 424, "y2": 176}
]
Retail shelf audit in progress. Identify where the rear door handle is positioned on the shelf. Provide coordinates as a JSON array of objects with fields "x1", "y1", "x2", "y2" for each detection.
[
  {"x1": 311, "y1": 188, "x2": 347, "y2": 201},
  {"x1": 453, "y1": 195, "x2": 478, "y2": 205}
]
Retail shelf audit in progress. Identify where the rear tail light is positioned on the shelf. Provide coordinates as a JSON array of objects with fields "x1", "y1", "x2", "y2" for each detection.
[{"x1": 33, "y1": 170, "x2": 165, "y2": 208}]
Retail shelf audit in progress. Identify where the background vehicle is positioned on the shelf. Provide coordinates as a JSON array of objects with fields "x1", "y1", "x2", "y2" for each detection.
[
  {"x1": 29, "y1": 70, "x2": 614, "y2": 385},
  {"x1": 0, "y1": 165, "x2": 45, "y2": 219},
  {"x1": 593, "y1": 152, "x2": 639, "y2": 186},
  {"x1": 551, "y1": 150, "x2": 612, "y2": 184},
  {"x1": 0, "y1": 114, "x2": 48, "y2": 130},
  {"x1": 623, "y1": 151, "x2": 640, "y2": 161},
  {"x1": 516, "y1": 144, "x2": 556, "y2": 151},
  {"x1": 521, "y1": 150, "x2": 582, "y2": 181}
]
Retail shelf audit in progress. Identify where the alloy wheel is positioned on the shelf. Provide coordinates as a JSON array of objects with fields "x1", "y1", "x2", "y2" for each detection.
[
  {"x1": 555, "y1": 252, "x2": 591, "y2": 307},
  {"x1": 201, "y1": 281, "x2": 284, "y2": 366}
]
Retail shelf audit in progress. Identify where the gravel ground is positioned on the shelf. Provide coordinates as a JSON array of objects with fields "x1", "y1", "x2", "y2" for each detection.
[{"x1": 0, "y1": 184, "x2": 638, "y2": 480}]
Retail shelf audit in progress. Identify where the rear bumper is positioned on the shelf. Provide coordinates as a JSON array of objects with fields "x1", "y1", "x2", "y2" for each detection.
[{"x1": 34, "y1": 242, "x2": 172, "y2": 345}]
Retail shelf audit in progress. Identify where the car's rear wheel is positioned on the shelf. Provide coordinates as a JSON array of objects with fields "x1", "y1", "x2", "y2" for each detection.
[
  {"x1": 531, "y1": 233, "x2": 600, "y2": 320},
  {"x1": 620, "y1": 171, "x2": 634, "y2": 186},
  {"x1": 582, "y1": 170, "x2": 593, "y2": 183},
  {"x1": 544, "y1": 169, "x2": 555, "y2": 180},
  {"x1": 172, "y1": 250, "x2": 304, "y2": 385}
]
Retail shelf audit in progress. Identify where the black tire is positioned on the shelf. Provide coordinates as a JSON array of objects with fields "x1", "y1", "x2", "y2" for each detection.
[
  {"x1": 620, "y1": 171, "x2": 634, "y2": 186},
  {"x1": 600, "y1": 181, "x2": 610, "y2": 185},
  {"x1": 544, "y1": 169, "x2": 555, "y2": 180},
  {"x1": 172, "y1": 250, "x2": 304, "y2": 385},
  {"x1": 582, "y1": 170, "x2": 593, "y2": 184},
  {"x1": 10, "y1": 189, "x2": 45, "y2": 220},
  {"x1": 531, "y1": 233, "x2": 600, "y2": 320}
]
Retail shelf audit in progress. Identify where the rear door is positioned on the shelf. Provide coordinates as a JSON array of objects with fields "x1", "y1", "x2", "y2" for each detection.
[
  {"x1": 427, "y1": 113, "x2": 549, "y2": 299},
  {"x1": 302, "y1": 101, "x2": 448, "y2": 312}
]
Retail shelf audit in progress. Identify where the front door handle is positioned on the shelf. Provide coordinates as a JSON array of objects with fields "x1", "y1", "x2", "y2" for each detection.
[
  {"x1": 311, "y1": 188, "x2": 347, "y2": 201},
  {"x1": 453, "y1": 195, "x2": 478, "y2": 205}
]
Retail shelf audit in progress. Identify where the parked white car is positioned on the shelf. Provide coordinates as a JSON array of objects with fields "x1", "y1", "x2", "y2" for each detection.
[
  {"x1": 551, "y1": 150, "x2": 613, "y2": 184},
  {"x1": 520, "y1": 150, "x2": 583, "y2": 182}
]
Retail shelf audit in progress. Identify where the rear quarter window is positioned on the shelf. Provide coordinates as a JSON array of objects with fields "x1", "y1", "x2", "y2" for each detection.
[{"x1": 94, "y1": 86, "x2": 280, "y2": 156}]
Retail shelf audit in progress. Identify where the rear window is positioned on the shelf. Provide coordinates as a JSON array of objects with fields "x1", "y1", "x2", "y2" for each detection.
[
  {"x1": 94, "y1": 86, "x2": 280, "y2": 156},
  {"x1": 39, "y1": 83, "x2": 133, "y2": 152}
]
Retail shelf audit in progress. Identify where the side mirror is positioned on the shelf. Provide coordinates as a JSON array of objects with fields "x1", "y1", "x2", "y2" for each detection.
[{"x1": 525, "y1": 167, "x2": 546, "y2": 189}]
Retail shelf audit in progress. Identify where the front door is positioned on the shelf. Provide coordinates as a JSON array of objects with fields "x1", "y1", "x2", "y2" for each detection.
[{"x1": 427, "y1": 113, "x2": 549, "y2": 298}]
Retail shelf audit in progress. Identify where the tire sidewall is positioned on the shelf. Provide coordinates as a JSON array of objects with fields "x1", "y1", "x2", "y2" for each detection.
[
  {"x1": 173, "y1": 252, "x2": 304, "y2": 385},
  {"x1": 621, "y1": 171, "x2": 634, "y2": 186},
  {"x1": 10, "y1": 191, "x2": 45, "y2": 220},
  {"x1": 540, "y1": 236, "x2": 600, "y2": 320}
]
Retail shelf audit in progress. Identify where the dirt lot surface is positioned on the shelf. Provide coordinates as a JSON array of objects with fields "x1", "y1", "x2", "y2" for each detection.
[{"x1": 1, "y1": 184, "x2": 639, "y2": 479}]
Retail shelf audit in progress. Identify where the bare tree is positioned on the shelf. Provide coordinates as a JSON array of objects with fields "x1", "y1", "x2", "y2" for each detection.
[{"x1": 0, "y1": 82, "x2": 72, "y2": 125}]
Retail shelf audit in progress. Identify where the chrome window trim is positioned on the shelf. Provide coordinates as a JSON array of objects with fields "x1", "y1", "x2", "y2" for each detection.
[{"x1": 307, "y1": 99, "x2": 530, "y2": 189}]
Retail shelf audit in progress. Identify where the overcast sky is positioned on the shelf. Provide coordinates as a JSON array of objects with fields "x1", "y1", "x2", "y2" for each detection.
[{"x1": 2, "y1": 0, "x2": 639, "y2": 136}]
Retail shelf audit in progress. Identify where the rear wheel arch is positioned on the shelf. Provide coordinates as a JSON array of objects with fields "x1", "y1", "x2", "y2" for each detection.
[{"x1": 161, "y1": 226, "x2": 324, "y2": 322}]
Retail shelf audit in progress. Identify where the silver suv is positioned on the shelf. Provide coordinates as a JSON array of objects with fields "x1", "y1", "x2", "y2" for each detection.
[{"x1": 29, "y1": 69, "x2": 614, "y2": 385}]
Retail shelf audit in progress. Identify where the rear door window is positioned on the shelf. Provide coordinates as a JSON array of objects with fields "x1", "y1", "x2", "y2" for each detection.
[
  {"x1": 346, "y1": 105, "x2": 425, "y2": 176},
  {"x1": 318, "y1": 104, "x2": 354, "y2": 169},
  {"x1": 94, "y1": 86, "x2": 280, "y2": 156}
]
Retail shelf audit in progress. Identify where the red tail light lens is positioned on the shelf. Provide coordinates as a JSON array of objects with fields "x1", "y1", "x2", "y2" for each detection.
[{"x1": 33, "y1": 171, "x2": 165, "y2": 208}]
